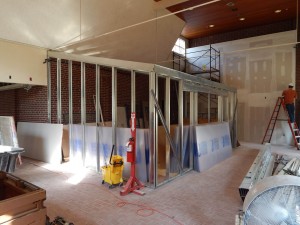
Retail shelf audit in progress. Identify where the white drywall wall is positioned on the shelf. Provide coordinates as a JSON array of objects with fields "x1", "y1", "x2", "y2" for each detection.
[
  {"x1": 0, "y1": 39, "x2": 47, "y2": 85},
  {"x1": 187, "y1": 30, "x2": 296, "y2": 143}
]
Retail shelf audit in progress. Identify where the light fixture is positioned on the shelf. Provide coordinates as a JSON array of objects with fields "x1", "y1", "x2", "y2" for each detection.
[
  {"x1": 275, "y1": 9, "x2": 282, "y2": 13},
  {"x1": 239, "y1": 17, "x2": 245, "y2": 21},
  {"x1": 209, "y1": 24, "x2": 215, "y2": 28}
]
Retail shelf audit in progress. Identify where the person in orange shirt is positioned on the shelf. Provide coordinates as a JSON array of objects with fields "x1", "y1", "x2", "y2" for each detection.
[{"x1": 282, "y1": 83, "x2": 297, "y2": 123}]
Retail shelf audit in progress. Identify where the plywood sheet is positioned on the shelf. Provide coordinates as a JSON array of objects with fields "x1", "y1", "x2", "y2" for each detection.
[
  {"x1": 17, "y1": 122, "x2": 63, "y2": 164},
  {"x1": 117, "y1": 107, "x2": 128, "y2": 127},
  {"x1": 62, "y1": 125, "x2": 69, "y2": 161}
]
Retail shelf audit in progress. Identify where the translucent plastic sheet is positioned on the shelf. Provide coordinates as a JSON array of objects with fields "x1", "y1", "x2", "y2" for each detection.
[{"x1": 71, "y1": 125, "x2": 147, "y2": 182}]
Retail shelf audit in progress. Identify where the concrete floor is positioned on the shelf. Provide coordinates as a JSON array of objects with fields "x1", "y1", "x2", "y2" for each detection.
[{"x1": 12, "y1": 143, "x2": 267, "y2": 225}]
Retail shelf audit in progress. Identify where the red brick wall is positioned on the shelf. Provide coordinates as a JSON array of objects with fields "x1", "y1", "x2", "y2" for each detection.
[
  {"x1": 135, "y1": 73, "x2": 149, "y2": 120},
  {"x1": 61, "y1": 60, "x2": 69, "y2": 123},
  {"x1": 0, "y1": 60, "x2": 149, "y2": 125},
  {"x1": 50, "y1": 59, "x2": 58, "y2": 123},
  {"x1": 99, "y1": 67, "x2": 112, "y2": 123},
  {"x1": 0, "y1": 89, "x2": 16, "y2": 117},
  {"x1": 190, "y1": 19, "x2": 296, "y2": 47},
  {"x1": 15, "y1": 86, "x2": 48, "y2": 123},
  {"x1": 49, "y1": 61, "x2": 151, "y2": 125},
  {"x1": 0, "y1": 86, "x2": 47, "y2": 123}
]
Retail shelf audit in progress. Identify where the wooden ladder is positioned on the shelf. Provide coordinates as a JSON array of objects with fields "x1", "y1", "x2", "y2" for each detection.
[{"x1": 262, "y1": 97, "x2": 300, "y2": 150}]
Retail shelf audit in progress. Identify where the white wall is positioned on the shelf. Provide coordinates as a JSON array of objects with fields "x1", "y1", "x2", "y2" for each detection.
[
  {"x1": 0, "y1": 39, "x2": 47, "y2": 85},
  {"x1": 187, "y1": 30, "x2": 297, "y2": 143}
]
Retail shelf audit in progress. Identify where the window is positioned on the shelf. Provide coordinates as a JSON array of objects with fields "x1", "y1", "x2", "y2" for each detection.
[{"x1": 172, "y1": 38, "x2": 186, "y2": 56}]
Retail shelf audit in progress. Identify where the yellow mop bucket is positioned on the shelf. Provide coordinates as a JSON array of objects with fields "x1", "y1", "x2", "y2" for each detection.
[{"x1": 101, "y1": 145, "x2": 124, "y2": 188}]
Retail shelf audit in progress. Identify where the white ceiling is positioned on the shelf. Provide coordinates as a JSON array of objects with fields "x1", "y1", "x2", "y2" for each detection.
[{"x1": 0, "y1": 0, "x2": 185, "y2": 63}]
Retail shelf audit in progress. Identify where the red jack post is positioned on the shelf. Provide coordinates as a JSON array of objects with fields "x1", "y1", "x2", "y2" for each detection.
[{"x1": 120, "y1": 112, "x2": 145, "y2": 196}]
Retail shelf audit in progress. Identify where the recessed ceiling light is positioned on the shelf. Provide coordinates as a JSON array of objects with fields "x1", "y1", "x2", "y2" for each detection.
[
  {"x1": 209, "y1": 24, "x2": 215, "y2": 28},
  {"x1": 239, "y1": 17, "x2": 245, "y2": 21},
  {"x1": 275, "y1": 9, "x2": 282, "y2": 13}
]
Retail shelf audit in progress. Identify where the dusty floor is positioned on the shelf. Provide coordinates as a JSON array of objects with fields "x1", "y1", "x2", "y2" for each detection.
[{"x1": 12, "y1": 143, "x2": 271, "y2": 225}]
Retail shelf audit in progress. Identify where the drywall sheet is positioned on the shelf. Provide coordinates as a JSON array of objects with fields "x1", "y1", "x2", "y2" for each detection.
[
  {"x1": 0, "y1": 116, "x2": 18, "y2": 147},
  {"x1": 17, "y1": 122, "x2": 63, "y2": 164},
  {"x1": 194, "y1": 122, "x2": 232, "y2": 172}
]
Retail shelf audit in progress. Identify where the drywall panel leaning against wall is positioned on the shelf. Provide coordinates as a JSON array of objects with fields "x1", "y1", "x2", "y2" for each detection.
[
  {"x1": 17, "y1": 122, "x2": 63, "y2": 164},
  {"x1": 194, "y1": 122, "x2": 232, "y2": 172},
  {"x1": 0, "y1": 39, "x2": 47, "y2": 85},
  {"x1": 0, "y1": 116, "x2": 19, "y2": 147}
]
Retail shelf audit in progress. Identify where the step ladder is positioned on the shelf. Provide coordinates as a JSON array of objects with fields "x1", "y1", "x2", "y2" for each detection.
[{"x1": 262, "y1": 97, "x2": 300, "y2": 150}]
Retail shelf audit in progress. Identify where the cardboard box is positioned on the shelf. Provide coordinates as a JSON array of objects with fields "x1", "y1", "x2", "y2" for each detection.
[{"x1": 0, "y1": 172, "x2": 46, "y2": 224}]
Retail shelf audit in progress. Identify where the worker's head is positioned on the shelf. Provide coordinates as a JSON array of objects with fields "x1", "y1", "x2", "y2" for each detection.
[{"x1": 289, "y1": 83, "x2": 294, "y2": 88}]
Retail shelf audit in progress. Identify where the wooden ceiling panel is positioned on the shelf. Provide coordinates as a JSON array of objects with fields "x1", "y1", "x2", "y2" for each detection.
[{"x1": 167, "y1": 0, "x2": 297, "y2": 39}]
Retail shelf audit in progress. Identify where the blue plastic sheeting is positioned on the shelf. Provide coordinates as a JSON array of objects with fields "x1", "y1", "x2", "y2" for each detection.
[{"x1": 71, "y1": 125, "x2": 148, "y2": 182}]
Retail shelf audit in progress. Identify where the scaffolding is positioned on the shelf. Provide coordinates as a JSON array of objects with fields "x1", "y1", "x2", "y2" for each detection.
[{"x1": 173, "y1": 44, "x2": 221, "y2": 82}]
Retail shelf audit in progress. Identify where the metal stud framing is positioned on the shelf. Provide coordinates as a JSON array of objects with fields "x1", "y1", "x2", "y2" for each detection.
[
  {"x1": 96, "y1": 64, "x2": 100, "y2": 172},
  {"x1": 149, "y1": 71, "x2": 156, "y2": 187},
  {"x1": 112, "y1": 67, "x2": 117, "y2": 153},
  {"x1": 165, "y1": 77, "x2": 170, "y2": 180},
  {"x1": 47, "y1": 57, "x2": 51, "y2": 123},
  {"x1": 131, "y1": 70, "x2": 136, "y2": 113},
  {"x1": 68, "y1": 60, "x2": 73, "y2": 159},
  {"x1": 57, "y1": 58, "x2": 62, "y2": 124},
  {"x1": 48, "y1": 51, "x2": 237, "y2": 189},
  {"x1": 208, "y1": 93, "x2": 211, "y2": 123},
  {"x1": 81, "y1": 62, "x2": 86, "y2": 166},
  {"x1": 178, "y1": 80, "x2": 183, "y2": 171}
]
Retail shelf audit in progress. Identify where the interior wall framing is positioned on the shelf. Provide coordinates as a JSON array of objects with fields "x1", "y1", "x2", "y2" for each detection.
[{"x1": 47, "y1": 51, "x2": 236, "y2": 188}]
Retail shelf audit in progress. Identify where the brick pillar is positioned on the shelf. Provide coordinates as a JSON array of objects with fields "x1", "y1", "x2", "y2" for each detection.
[{"x1": 296, "y1": 2, "x2": 300, "y2": 126}]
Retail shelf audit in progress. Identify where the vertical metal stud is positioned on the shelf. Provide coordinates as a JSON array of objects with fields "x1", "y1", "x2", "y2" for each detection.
[
  {"x1": 68, "y1": 60, "x2": 73, "y2": 160},
  {"x1": 112, "y1": 67, "x2": 117, "y2": 153},
  {"x1": 232, "y1": 92, "x2": 238, "y2": 148},
  {"x1": 218, "y1": 96, "x2": 223, "y2": 122},
  {"x1": 178, "y1": 80, "x2": 183, "y2": 172},
  {"x1": 165, "y1": 77, "x2": 170, "y2": 180},
  {"x1": 189, "y1": 92, "x2": 195, "y2": 170},
  {"x1": 131, "y1": 70, "x2": 136, "y2": 113},
  {"x1": 81, "y1": 62, "x2": 86, "y2": 166},
  {"x1": 149, "y1": 71, "x2": 156, "y2": 188},
  {"x1": 57, "y1": 58, "x2": 62, "y2": 124},
  {"x1": 208, "y1": 93, "x2": 211, "y2": 123},
  {"x1": 47, "y1": 57, "x2": 51, "y2": 123},
  {"x1": 194, "y1": 92, "x2": 198, "y2": 125},
  {"x1": 96, "y1": 64, "x2": 100, "y2": 172}
]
